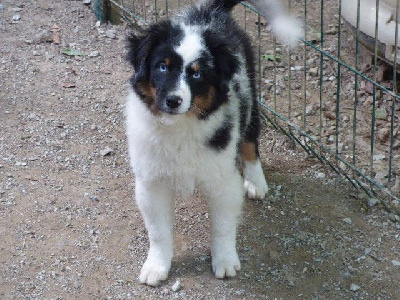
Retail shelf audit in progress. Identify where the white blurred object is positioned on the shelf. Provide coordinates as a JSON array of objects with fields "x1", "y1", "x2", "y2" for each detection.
[
  {"x1": 248, "y1": 0, "x2": 303, "y2": 47},
  {"x1": 342, "y1": 0, "x2": 400, "y2": 65}
]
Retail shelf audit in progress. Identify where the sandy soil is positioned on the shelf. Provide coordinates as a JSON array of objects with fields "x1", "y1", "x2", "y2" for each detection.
[{"x1": 1, "y1": 1, "x2": 399, "y2": 299}]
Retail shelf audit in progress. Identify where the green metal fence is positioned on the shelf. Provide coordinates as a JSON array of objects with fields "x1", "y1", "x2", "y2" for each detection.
[{"x1": 101, "y1": 0, "x2": 400, "y2": 215}]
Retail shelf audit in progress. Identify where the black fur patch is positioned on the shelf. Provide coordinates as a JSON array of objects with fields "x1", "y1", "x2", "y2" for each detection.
[{"x1": 207, "y1": 117, "x2": 233, "y2": 151}]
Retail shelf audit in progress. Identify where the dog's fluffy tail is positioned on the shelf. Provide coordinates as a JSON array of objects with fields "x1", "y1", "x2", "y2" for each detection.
[{"x1": 204, "y1": 0, "x2": 303, "y2": 47}]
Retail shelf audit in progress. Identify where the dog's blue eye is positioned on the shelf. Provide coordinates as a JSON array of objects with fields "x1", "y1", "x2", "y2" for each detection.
[
  {"x1": 193, "y1": 71, "x2": 201, "y2": 79},
  {"x1": 159, "y1": 63, "x2": 167, "y2": 73}
]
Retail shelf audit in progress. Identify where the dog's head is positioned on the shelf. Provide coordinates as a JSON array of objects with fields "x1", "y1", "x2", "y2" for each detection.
[{"x1": 128, "y1": 20, "x2": 238, "y2": 119}]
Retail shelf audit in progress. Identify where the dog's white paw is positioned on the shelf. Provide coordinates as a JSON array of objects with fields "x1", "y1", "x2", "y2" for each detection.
[
  {"x1": 139, "y1": 257, "x2": 170, "y2": 286},
  {"x1": 244, "y1": 179, "x2": 269, "y2": 200},
  {"x1": 243, "y1": 159, "x2": 269, "y2": 200},
  {"x1": 212, "y1": 252, "x2": 241, "y2": 279}
]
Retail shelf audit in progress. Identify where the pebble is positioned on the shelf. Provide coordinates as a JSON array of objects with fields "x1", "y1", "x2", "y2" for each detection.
[
  {"x1": 350, "y1": 283, "x2": 360, "y2": 292},
  {"x1": 83, "y1": 0, "x2": 91, "y2": 5},
  {"x1": 106, "y1": 29, "x2": 117, "y2": 39},
  {"x1": 172, "y1": 280, "x2": 181, "y2": 292},
  {"x1": 392, "y1": 260, "x2": 400, "y2": 267},
  {"x1": 89, "y1": 51, "x2": 100, "y2": 57},
  {"x1": 309, "y1": 67, "x2": 318, "y2": 76},
  {"x1": 34, "y1": 30, "x2": 53, "y2": 43},
  {"x1": 388, "y1": 214, "x2": 400, "y2": 222},
  {"x1": 373, "y1": 154, "x2": 385, "y2": 161},
  {"x1": 343, "y1": 218, "x2": 352, "y2": 225},
  {"x1": 316, "y1": 172, "x2": 325, "y2": 179},
  {"x1": 290, "y1": 66, "x2": 303, "y2": 71},
  {"x1": 367, "y1": 198, "x2": 379, "y2": 207},
  {"x1": 100, "y1": 147, "x2": 114, "y2": 156},
  {"x1": 12, "y1": 14, "x2": 21, "y2": 21}
]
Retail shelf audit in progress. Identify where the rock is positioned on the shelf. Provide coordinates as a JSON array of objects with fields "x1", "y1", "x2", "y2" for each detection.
[
  {"x1": 90, "y1": 195, "x2": 99, "y2": 202},
  {"x1": 350, "y1": 283, "x2": 360, "y2": 292},
  {"x1": 290, "y1": 66, "x2": 303, "y2": 71},
  {"x1": 105, "y1": 29, "x2": 117, "y2": 39},
  {"x1": 100, "y1": 147, "x2": 114, "y2": 156},
  {"x1": 88, "y1": 51, "x2": 100, "y2": 57},
  {"x1": 323, "y1": 111, "x2": 336, "y2": 120},
  {"x1": 35, "y1": 30, "x2": 53, "y2": 43},
  {"x1": 12, "y1": 14, "x2": 21, "y2": 21},
  {"x1": 392, "y1": 260, "x2": 400, "y2": 267},
  {"x1": 388, "y1": 214, "x2": 400, "y2": 222},
  {"x1": 172, "y1": 280, "x2": 181, "y2": 292},
  {"x1": 309, "y1": 67, "x2": 318, "y2": 76},
  {"x1": 306, "y1": 104, "x2": 317, "y2": 116},
  {"x1": 343, "y1": 218, "x2": 352, "y2": 224},
  {"x1": 316, "y1": 172, "x2": 325, "y2": 179},
  {"x1": 83, "y1": 0, "x2": 91, "y2": 5},
  {"x1": 373, "y1": 154, "x2": 385, "y2": 161},
  {"x1": 367, "y1": 198, "x2": 379, "y2": 207}
]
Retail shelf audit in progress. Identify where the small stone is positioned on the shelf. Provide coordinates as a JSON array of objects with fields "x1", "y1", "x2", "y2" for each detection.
[
  {"x1": 100, "y1": 147, "x2": 114, "y2": 156},
  {"x1": 105, "y1": 29, "x2": 117, "y2": 39},
  {"x1": 35, "y1": 30, "x2": 53, "y2": 43},
  {"x1": 290, "y1": 66, "x2": 303, "y2": 71},
  {"x1": 350, "y1": 283, "x2": 360, "y2": 292},
  {"x1": 309, "y1": 67, "x2": 318, "y2": 76},
  {"x1": 373, "y1": 154, "x2": 385, "y2": 161},
  {"x1": 90, "y1": 195, "x2": 99, "y2": 202},
  {"x1": 316, "y1": 172, "x2": 325, "y2": 179},
  {"x1": 171, "y1": 280, "x2": 181, "y2": 292},
  {"x1": 367, "y1": 198, "x2": 379, "y2": 207},
  {"x1": 83, "y1": 0, "x2": 91, "y2": 5},
  {"x1": 12, "y1": 14, "x2": 21, "y2": 21},
  {"x1": 392, "y1": 260, "x2": 400, "y2": 267},
  {"x1": 388, "y1": 213, "x2": 400, "y2": 222},
  {"x1": 89, "y1": 51, "x2": 100, "y2": 57},
  {"x1": 343, "y1": 218, "x2": 352, "y2": 224}
]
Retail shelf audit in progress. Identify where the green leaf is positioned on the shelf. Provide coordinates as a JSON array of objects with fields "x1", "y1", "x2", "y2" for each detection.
[
  {"x1": 62, "y1": 48, "x2": 85, "y2": 56},
  {"x1": 262, "y1": 54, "x2": 283, "y2": 62}
]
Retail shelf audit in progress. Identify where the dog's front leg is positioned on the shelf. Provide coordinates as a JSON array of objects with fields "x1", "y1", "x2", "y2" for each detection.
[
  {"x1": 135, "y1": 178, "x2": 175, "y2": 286},
  {"x1": 203, "y1": 170, "x2": 244, "y2": 279}
]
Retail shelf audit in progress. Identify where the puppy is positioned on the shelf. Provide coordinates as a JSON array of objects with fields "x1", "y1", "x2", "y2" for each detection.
[{"x1": 126, "y1": 0, "x2": 300, "y2": 286}]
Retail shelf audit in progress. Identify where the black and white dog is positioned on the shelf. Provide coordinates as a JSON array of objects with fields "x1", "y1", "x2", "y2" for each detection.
[{"x1": 126, "y1": 0, "x2": 300, "y2": 286}]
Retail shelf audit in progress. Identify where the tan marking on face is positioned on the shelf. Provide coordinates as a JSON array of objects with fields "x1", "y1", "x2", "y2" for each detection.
[
  {"x1": 188, "y1": 86, "x2": 216, "y2": 118},
  {"x1": 191, "y1": 61, "x2": 200, "y2": 72},
  {"x1": 137, "y1": 80, "x2": 160, "y2": 115},
  {"x1": 241, "y1": 142, "x2": 258, "y2": 162},
  {"x1": 165, "y1": 57, "x2": 171, "y2": 66}
]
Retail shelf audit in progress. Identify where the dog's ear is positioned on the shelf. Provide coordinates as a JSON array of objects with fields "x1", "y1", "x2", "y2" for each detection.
[
  {"x1": 128, "y1": 21, "x2": 176, "y2": 83},
  {"x1": 127, "y1": 32, "x2": 153, "y2": 83},
  {"x1": 204, "y1": 30, "x2": 239, "y2": 94}
]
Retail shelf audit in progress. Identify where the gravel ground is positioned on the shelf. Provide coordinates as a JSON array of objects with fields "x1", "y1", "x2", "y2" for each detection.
[{"x1": 1, "y1": 1, "x2": 399, "y2": 299}]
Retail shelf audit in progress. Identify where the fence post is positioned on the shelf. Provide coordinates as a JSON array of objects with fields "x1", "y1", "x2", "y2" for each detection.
[{"x1": 92, "y1": 0, "x2": 111, "y2": 22}]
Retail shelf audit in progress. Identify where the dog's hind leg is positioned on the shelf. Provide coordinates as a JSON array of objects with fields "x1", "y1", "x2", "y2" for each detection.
[
  {"x1": 135, "y1": 178, "x2": 175, "y2": 286},
  {"x1": 241, "y1": 105, "x2": 269, "y2": 200}
]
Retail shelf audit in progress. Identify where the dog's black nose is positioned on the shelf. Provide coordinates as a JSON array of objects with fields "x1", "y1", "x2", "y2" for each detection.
[{"x1": 166, "y1": 96, "x2": 182, "y2": 109}]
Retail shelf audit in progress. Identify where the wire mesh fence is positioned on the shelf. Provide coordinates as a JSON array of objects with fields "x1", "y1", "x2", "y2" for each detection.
[{"x1": 101, "y1": 0, "x2": 400, "y2": 215}]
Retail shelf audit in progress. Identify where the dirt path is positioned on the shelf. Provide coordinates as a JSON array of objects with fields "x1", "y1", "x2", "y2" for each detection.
[{"x1": 0, "y1": 1, "x2": 399, "y2": 299}]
